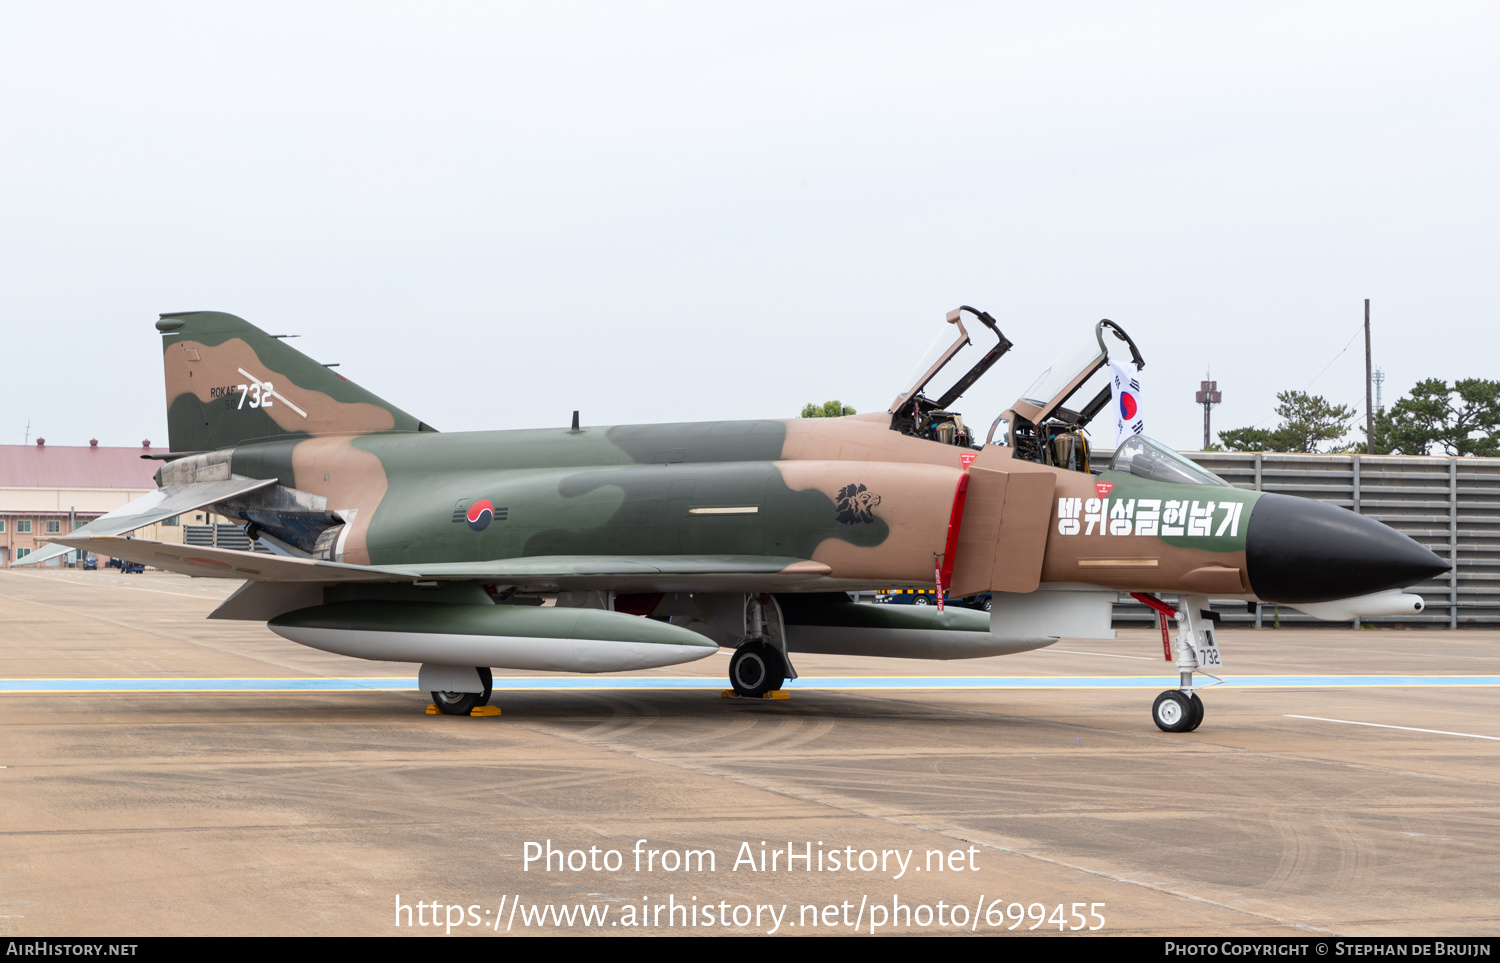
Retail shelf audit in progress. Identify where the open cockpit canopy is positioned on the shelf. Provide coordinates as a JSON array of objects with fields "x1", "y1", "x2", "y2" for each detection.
[
  {"x1": 887, "y1": 306, "x2": 1013, "y2": 447},
  {"x1": 988, "y1": 319, "x2": 1145, "y2": 472},
  {"x1": 883, "y1": 311, "x2": 1155, "y2": 477}
]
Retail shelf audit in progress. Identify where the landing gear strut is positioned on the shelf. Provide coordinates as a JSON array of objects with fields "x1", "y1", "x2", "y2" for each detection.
[
  {"x1": 727, "y1": 594, "x2": 796, "y2": 698},
  {"x1": 1149, "y1": 594, "x2": 1220, "y2": 733}
]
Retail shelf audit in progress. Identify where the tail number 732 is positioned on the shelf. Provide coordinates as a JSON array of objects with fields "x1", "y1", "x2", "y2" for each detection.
[
  {"x1": 228, "y1": 367, "x2": 308, "y2": 418},
  {"x1": 236, "y1": 382, "x2": 275, "y2": 409}
]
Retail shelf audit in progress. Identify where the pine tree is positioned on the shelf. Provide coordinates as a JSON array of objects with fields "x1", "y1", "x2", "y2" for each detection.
[{"x1": 1219, "y1": 391, "x2": 1354, "y2": 453}]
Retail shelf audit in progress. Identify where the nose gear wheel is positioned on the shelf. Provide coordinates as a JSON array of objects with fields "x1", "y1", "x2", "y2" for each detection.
[{"x1": 1151, "y1": 689, "x2": 1205, "y2": 732}]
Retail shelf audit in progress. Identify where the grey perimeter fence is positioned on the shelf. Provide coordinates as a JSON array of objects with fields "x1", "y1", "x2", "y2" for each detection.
[{"x1": 1096, "y1": 450, "x2": 1500, "y2": 629}]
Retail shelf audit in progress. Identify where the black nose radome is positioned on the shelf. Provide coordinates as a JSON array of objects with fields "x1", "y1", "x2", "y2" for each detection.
[{"x1": 1245, "y1": 493, "x2": 1449, "y2": 604}]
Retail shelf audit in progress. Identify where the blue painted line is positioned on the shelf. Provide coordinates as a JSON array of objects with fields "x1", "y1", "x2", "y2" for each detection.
[
  {"x1": 1, "y1": 676, "x2": 1498, "y2": 693},
  {"x1": 792, "y1": 676, "x2": 1500, "y2": 690},
  {"x1": 0, "y1": 678, "x2": 415, "y2": 692}
]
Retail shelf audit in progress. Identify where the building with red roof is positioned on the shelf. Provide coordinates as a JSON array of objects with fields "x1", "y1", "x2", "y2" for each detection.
[{"x1": 0, "y1": 439, "x2": 189, "y2": 566}]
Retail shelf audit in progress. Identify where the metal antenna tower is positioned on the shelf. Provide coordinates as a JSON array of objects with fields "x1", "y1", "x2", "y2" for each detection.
[{"x1": 1195, "y1": 374, "x2": 1222, "y2": 449}]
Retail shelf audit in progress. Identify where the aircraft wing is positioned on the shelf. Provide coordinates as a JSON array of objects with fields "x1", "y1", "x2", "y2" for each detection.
[
  {"x1": 41, "y1": 536, "x2": 832, "y2": 591},
  {"x1": 15, "y1": 477, "x2": 276, "y2": 568},
  {"x1": 44, "y1": 535, "x2": 410, "y2": 581}
]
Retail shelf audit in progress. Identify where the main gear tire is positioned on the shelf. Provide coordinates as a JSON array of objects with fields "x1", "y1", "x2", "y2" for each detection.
[
  {"x1": 729, "y1": 642, "x2": 786, "y2": 698},
  {"x1": 431, "y1": 667, "x2": 493, "y2": 716}
]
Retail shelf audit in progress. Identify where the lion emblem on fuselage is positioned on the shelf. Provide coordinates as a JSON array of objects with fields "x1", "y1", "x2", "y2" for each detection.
[{"x1": 835, "y1": 483, "x2": 881, "y2": 525}]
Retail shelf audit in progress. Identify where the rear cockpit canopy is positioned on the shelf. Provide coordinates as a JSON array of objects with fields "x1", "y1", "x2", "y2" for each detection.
[{"x1": 990, "y1": 319, "x2": 1145, "y2": 472}]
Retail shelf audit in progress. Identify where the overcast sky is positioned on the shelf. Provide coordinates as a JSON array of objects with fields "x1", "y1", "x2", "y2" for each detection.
[{"x1": 3, "y1": 2, "x2": 1496, "y2": 453}]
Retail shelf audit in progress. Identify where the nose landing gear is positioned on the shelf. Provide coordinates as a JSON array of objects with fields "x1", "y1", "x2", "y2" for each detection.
[
  {"x1": 1151, "y1": 689, "x2": 1205, "y2": 733},
  {"x1": 1139, "y1": 593, "x2": 1221, "y2": 732}
]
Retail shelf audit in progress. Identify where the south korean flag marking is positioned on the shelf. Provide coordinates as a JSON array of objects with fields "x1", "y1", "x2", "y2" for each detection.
[
  {"x1": 466, "y1": 499, "x2": 495, "y2": 532},
  {"x1": 1110, "y1": 361, "x2": 1143, "y2": 445}
]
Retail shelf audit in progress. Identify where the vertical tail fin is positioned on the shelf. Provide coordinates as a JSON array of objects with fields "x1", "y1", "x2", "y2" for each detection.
[{"x1": 158, "y1": 311, "x2": 433, "y2": 452}]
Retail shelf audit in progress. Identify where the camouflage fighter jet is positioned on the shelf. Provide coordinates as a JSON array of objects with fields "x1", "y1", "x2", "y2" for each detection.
[{"x1": 24, "y1": 308, "x2": 1447, "y2": 731}]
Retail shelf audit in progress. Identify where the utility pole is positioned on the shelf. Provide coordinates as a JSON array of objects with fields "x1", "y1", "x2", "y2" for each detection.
[
  {"x1": 1364, "y1": 299, "x2": 1373, "y2": 454},
  {"x1": 1195, "y1": 377, "x2": 1221, "y2": 449}
]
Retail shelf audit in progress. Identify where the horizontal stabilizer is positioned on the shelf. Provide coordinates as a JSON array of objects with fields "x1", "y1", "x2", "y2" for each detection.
[{"x1": 15, "y1": 477, "x2": 275, "y2": 568}]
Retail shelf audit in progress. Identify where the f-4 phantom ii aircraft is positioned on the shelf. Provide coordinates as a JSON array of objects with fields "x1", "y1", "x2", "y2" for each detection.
[{"x1": 25, "y1": 308, "x2": 1447, "y2": 731}]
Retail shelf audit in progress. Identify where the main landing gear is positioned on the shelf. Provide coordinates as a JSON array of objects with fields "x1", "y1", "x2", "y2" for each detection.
[
  {"x1": 728, "y1": 594, "x2": 796, "y2": 698},
  {"x1": 428, "y1": 666, "x2": 494, "y2": 716},
  {"x1": 729, "y1": 641, "x2": 786, "y2": 698},
  {"x1": 1146, "y1": 593, "x2": 1222, "y2": 733}
]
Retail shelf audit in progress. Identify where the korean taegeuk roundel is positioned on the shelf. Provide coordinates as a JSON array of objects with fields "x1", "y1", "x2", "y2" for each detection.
[
  {"x1": 1119, "y1": 392, "x2": 1138, "y2": 420},
  {"x1": 466, "y1": 499, "x2": 495, "y2": 532}
]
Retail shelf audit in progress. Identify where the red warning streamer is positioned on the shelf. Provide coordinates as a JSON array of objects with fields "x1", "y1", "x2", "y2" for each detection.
[{"x1": 1130, "y1": 592, "x2": 1178, "y2": 662}]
